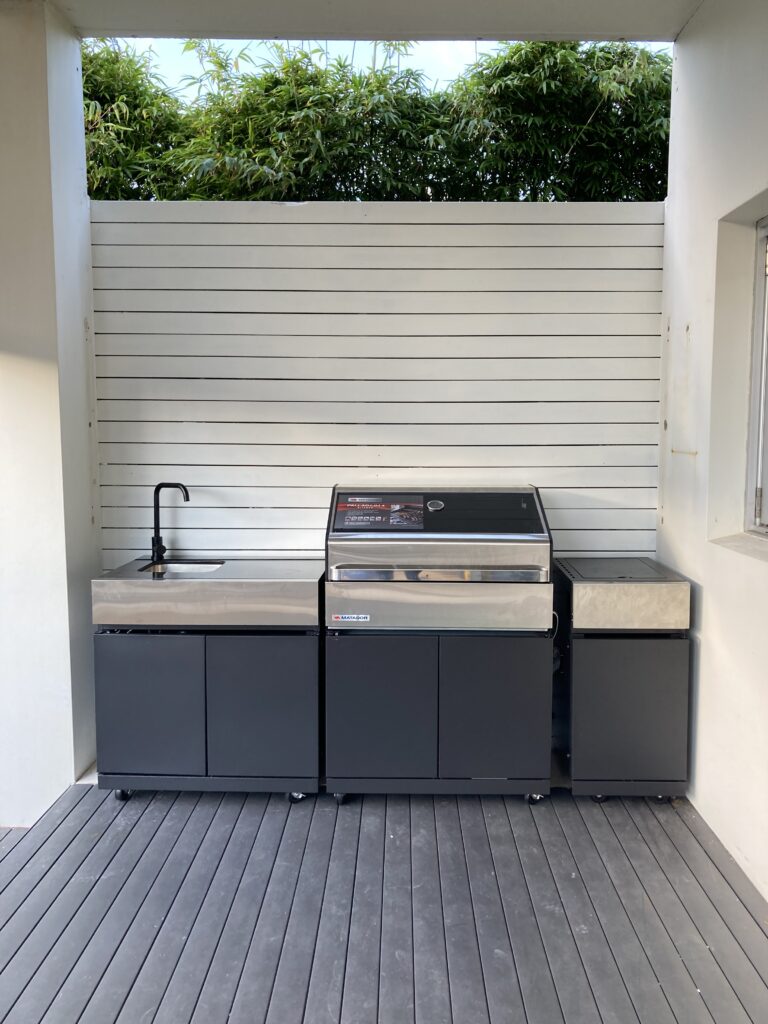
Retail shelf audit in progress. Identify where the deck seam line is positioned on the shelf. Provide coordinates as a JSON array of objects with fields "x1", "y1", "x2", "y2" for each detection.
[
  {"x1": 454, "y1": 797, "x2": 493, "y2": 1024},
  {"x1": 72, "y1": 792, "x2": 205, "y2": 1024},
  {"x1": 670, "y1": 802, "x2": 768, "y2": 945},
  {"x1": 476, "y1": 797, "x2": 530, "y2": 1023},
  {"x1": 645, "y1": 799, "x2": 768, "y2": 994},
  {"x1": 260, "y1": 797, "x2": 318, "y2": 1024},
  {"x1": 500, "y1": 796, "x2": 577, "y2": 1024},
  {"x1": 0, "y1": 791, "x2": 123, "y2": 966},
  {"x1": 337, "y1": 795, "x2": 364, "y2": 1024},
  {"x1": 216, "y1": 795, "x2": 292, "y2": 1024},
  {"x1": 552, "y1": 797, "x2": 680, "y2": 1024},
  {"x1": 110, "y1": 792, "x2": 228, "y2": 1024},
  {"x1": 484, "y1": 795, "x2": 564, "y2": 1024},
  {"x1": 548, "y1": 798, "x2": 644, "y2": 1024},
  {"x1": 374, "y1": 795, "x2": 387, "y2": 1024},
  {"x1": 0, "y1": 788, "x2": 104, "y2": 904},
  {"x1": 597, "y1": 799, "x2": 727, "y2": 1024},
  {"x1": 432, "y1": 798, "x2": 455, "y2": 1024},
  {"x1": 620, "y1": 799, "x2": 757, "y2": 1024},
  {"x1": 524, "y1": 797, "x2": 606, "y2": 1024},
  {"x1": 183, "y1": 793, "x2": 272, "y2": 1024},
  {"x1": 0, "y1": 791, "x2": 158, "y2": 1023},
  {"x1": 0, "y1": 788, "x2": 90, "y2": 881},
  {"x1": 10, "y1": 791, "x2": 181, "y2": 1024},
  {"x1": 298, "y1": 800, "x2": 339, "y2": 1024},
  {"x1": 576, "y1": 797, "x2": 710, "y2": 1024},
  {"x1": 0, "y1": 832, "x2": 27, "y2": 868},
  {"x1": 142, "y1": 793, "x2": 250, "y2": 1024},
  {"x1": 408, "y1": 797, "x2": 416, "y2": 1024}
]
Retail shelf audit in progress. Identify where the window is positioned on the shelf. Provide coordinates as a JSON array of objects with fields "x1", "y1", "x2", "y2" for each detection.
[{"x1": 748, "y1": 219, "x2": 768, "y2": 533}]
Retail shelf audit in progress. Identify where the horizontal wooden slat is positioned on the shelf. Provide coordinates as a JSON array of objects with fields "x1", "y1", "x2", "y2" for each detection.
[
  {"x1": 97, "y1": 421, "x2": 659, "y2": 446},
  {"x1": 97, "y1": 400, "x2": 660, "y2": 424},
  {"x1": 95, "y1": 335, "x2": 661, "y2": 359},
  {"x1": 96, "y1": 356, "x2": 660, "y2": 382},
  {"x1": 96, "y1": 379, "x2": 660, "y2": 402},
  {"x1": 98, "y1": 442, "x2": 658, "y2": 467},
  {"x1": 93, "y1": 290, "x2": 662, "y2": 316},
  {"x1": 91, "y1": 245, "x2": 664, "y2": 271},
  {"x1": 91, "y1": 200, "x2": 665, "y2": 224},
  {"x1": 93, "y1": 267, "x2": 662, "y2": 292},
  {"x1": 92, "y1": 222, "x2": 664, "y2": 247},
  {"x1": 94, "y1": 312, "x2": 662, "y2": 336},
  {"x1": 99, "y1": 485, "x2": 658, "y2": 510},
  {"x1": 98, "y1": 464, "x2": 659, "y2": 488},
  {"x1": 99, "y1": 547, "x2": 655, "y2": 569},
  {"x1": 100, "y1": 527, "x2": 656, "y2": 551},
  {"x1": 100, "y1": 506, "x2": 656, "y2": 530}
]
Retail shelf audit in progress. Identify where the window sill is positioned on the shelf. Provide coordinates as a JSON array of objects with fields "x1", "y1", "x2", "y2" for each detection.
[{"x1": 710, "y1": 531, "x2": 768, "y2": 564}]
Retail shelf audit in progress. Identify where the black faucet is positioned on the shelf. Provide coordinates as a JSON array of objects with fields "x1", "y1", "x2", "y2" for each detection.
[{"x1": 151, "y1": 482, "x2": 190, "y2": 564}]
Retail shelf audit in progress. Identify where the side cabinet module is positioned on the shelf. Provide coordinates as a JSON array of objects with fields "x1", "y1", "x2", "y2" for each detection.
[{"x1": 555, "y1": 557, "x2": 692, "y2": 798}]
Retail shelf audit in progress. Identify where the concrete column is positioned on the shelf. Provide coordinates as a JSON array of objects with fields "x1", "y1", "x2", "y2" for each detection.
[{"x1": 0, "y1": 0, "x2": 98, "y2": 824}]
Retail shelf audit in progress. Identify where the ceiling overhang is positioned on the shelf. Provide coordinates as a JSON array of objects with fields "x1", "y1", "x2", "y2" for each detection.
[{"x1": 56, "y1": 0, "x2": 702, "y2": 41}]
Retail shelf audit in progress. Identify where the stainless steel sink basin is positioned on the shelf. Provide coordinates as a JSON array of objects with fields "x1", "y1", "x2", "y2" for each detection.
[{"x1": 140, "y1": 561, "x2": 224, "y2": 574}]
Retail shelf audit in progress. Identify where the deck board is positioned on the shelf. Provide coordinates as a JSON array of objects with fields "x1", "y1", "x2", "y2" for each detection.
[
  {"x1": 532, "y1": 799, "x2": 640, "y2": 1024},
  {"x1": 1, "y1": 786, "x2": 768, "y2": 1024},
  {"x1": 0, "y1": 830, "x2": 27, "y2": 866},
  {"x1": 551, "y1": 795, "x2": 677, "y2": 1024},
  {"x1": 601, "y1": 799, "x2": 752, "y2": 1024},
  {"x1": 458, "y1": 798, "x2": 526, "y2": 1024}
]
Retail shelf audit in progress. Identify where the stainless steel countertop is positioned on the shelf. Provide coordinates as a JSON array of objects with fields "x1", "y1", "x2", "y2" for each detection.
[
  {"x1": 95, "y1": 558, "x2": 325, "y2": 583},
  {"x1": 92, "y1": 558, "x2": 325, "y2": 627}
]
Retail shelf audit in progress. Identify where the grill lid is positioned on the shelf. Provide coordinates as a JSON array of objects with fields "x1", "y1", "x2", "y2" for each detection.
[{"x1": 326, "y1": 486, "x2": 552, "y2": 581}]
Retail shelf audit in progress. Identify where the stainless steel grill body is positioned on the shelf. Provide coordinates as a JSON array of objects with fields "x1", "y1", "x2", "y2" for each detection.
[{"x1": 325, "y1": 486, "x2": 553, "y2": 631}]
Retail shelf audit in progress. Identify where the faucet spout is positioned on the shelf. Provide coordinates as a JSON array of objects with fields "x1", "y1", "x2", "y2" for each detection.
[{"x1": 151, "y1": 482, "x2": 190, "y2": 564}]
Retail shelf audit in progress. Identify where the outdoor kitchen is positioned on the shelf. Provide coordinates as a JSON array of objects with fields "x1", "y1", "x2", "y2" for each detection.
[
  {"x1": 3, "y1": 2, "x2": 768, "y2": 1022},
  {"x1": 90, "y1": 483, "x2": 691, "y2": 806}
]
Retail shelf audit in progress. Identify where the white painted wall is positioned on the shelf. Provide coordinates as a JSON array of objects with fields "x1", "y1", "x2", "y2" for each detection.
[
  {"x1": 91, "y1": 201, "x2": 663, "y2": 566},
  {"x1": 661, "y1": 0, "x2": 768, "y2": 898},
  {"x1": 0, "y1": 1, "x2": 97, "y2": 825}
]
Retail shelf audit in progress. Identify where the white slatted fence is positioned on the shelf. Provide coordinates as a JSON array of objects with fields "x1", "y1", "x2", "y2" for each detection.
[{"x1": 91, "y1": 200, "x2": 663, "y2": 568}]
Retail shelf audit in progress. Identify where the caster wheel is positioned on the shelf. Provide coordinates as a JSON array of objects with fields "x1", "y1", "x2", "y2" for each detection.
[
  {"x1": 114, "y1": 789, "x2": 131, "y2": 802},
  {"x1": 525, "y1": 794, "x2": 545, "y2": 805},
  {"x1": 333, "y1": 793, "x2": 348, "y2": 805},
  {"x1": 287, "y1": 792, "x2": 307, "y2": 803},
  {"x1": 591, "y1": 794, "x2": 609, "y2": 803},
  {"x1": 653, "y1": 795, "x2": 671, "y2": 804}
]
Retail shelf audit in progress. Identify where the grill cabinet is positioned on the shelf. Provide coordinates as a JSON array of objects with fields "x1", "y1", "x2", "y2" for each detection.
[{"x1": 324, "y1": 487, "x2": 555, "y2": 796}]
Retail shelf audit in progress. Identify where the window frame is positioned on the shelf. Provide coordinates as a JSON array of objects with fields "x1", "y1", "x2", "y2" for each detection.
[{"x1": 746, "y1": 217, "x2": 768, "y2": 534}]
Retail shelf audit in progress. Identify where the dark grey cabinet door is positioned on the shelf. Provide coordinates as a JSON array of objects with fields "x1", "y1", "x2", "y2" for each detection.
[
  {"x1": 439, "y1": 636, "x2": 553, "y2": 780},
  {"x1": 571, "y1": 637, "x2": 689, "y2": 781},
  {"x1": 325, "y1": 635, "x2": 438, "y2": 778},
  {"x1": 95, "y1": 633, "x2": 206, "y2": 776},
  {"x1": 206, "y1": 635, "x2": 318, "y2": 778}
]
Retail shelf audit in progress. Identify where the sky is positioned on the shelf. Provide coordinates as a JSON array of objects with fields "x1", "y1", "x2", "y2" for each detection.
[{"x1": 115, "y1": 39, "x2": 673, "y2": 99}]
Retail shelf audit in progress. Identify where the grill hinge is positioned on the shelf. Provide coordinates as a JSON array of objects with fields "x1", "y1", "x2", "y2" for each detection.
[{"x1": 756, "y1": 486, "x2": 764, "y2": 524}]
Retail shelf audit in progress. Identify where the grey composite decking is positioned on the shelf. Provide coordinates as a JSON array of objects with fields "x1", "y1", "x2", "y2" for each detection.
[{"x1": 1, "y1": 787, "x2": 768, "y2": 1023}]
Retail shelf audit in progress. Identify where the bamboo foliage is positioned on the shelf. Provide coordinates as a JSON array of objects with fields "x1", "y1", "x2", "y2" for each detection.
[{"x1": 82, "y1": 39, "x2": 671, "y2": 201}]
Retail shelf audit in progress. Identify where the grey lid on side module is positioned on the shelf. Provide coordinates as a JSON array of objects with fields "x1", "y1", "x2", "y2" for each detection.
[{"x1": 557, "y1": 556, "x2": 688, "y2": 584}]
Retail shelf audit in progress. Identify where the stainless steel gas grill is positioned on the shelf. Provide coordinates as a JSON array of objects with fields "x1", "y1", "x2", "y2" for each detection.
[
  {"x1": 323, "y1": 486, "x2": 555, "y2": 800},
  {"x1": 325, "y1": 486, "x2": 553, "y2": 631}
]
